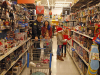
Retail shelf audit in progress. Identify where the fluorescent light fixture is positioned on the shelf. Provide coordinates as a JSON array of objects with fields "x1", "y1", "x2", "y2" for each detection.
[
  {"x1": 55, "y1": 2, "x2": 72, "y2": 4},
  {"x1": 47, "y1": 0, "x2": 50, "y2": 9}
]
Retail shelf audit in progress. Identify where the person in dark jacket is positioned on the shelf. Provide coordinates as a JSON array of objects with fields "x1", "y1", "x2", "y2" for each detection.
[
  {"x1": 32, "y1": 14, "x2": 43, "y2": 60},
  {"x1": 32, "y1": 14, "x2": 43, "y2": 40}
]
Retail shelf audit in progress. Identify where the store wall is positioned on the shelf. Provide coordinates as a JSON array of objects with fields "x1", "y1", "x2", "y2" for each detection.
[
  {"x1": 52, "y1": 8, "x2": 62, "y2": 15},
  {"x1": 45, "y1": 8, "x2": 62, "y2": 16}
]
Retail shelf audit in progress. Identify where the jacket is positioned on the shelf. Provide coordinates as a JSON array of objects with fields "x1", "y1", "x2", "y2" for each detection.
[
  {"x1": 41, "y1": 26, "x2": 52, "y2": 38},
  {"x1": 32, "y1": 20, "x2": 42, "y2": 38},
  {"x1": 63, "y1": 35, "x2": 71, "y2": 45},
  {"x1": 57, "y1": 33, "x2": 66, "y2": 45}
]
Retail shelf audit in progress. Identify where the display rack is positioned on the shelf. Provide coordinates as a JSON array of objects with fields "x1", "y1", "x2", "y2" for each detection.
[
  {"x1": 67, "y1": 0, "x2": 100, "y2": 75},
  {"x1": 0, "y1": 0, "x2": 32, "y2": 75},
  {"x1": 1, "y1": 48, "x2": 29, "y2": 75},
  {"x1": 71, "y1": 30, "x2": 93, "y2": 39},
  {"x1": 67, "y1": 48, "x2": 84, "y2": 75},
  {"x1": 0, "y1": 38, "x2": 31, "y2": 61}
]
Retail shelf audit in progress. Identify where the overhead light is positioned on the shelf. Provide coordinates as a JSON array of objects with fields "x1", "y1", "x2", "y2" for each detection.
[
  {"x1": 47, "y1": 0, "x2": 50, "y2": 9},
  {"x1": 55, "y1": 2, "x2": 72, "y2": 4}
]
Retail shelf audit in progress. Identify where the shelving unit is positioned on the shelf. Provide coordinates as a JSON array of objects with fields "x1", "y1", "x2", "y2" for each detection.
[
  {"x1": 67, "y1": 48, "x2": 84, "y2": 75},
  {"x1": 75, "y1": 49, "x2": 89, "y2": 66},
  {"x1": 18, "y1": 62, "x2": 27, "y2": 75},
  {"x1": 73, "y1": 39, "x2": 89, "y2": 53},
  {"x1": 0, "y1": 38, "x2": 31, "y2": 61},
  {"x1": 71, "y1": 30, "x2": 93, "y2": 39},
  {"x1": 1, "y1": 48, "x2": 29, "y2": 75},
  {"x1": 65, "y1": 0, "x2": 100, "y2": 75}
]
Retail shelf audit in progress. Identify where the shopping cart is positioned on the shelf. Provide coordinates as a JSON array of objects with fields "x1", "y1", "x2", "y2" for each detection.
[{"x1": 29, "y1": 39, "x2": 52, "y2": 75}]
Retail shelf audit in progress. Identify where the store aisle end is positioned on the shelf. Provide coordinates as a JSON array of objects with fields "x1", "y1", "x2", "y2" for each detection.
[{"x1": 21, "y1": 36, "x2": 80, "y2": 75}]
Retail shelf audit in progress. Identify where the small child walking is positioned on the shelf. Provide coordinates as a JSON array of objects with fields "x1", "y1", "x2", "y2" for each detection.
[
  {"x1": 61, "y1": 29, "x2": 71, "y2": 57},
  {"x1": 56, "y1": 27, "x2": 67, "y2": 61}
]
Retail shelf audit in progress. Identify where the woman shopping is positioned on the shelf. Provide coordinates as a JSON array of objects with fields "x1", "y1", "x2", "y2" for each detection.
[
  {"x1": 56, "y1": 27, "x2": 67, "y2": 61},
  {"x1": 41, "y1": 20, "x2": 52, "y2": 38}
]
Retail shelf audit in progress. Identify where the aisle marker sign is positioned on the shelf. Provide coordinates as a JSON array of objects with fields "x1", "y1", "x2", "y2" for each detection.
[
  {"x1": 36, "y1": 6, "x2": 44, "y2": 14},
  {"x1": 17, "y1": 0, "x2": 35, "y2": 4}
]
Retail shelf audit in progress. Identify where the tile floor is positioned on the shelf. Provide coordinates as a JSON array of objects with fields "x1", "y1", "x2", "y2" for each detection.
[{"x1": 21, "y1": 36, "x2": 80, "y2": 75}]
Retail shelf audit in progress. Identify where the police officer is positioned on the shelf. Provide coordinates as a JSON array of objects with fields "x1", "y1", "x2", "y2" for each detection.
[{"x1": 32, "y1": 14, "x2": 43, "y2": 60}]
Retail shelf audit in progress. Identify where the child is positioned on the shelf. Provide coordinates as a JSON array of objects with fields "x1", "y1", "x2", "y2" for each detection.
[
  {"x1": 62, "y1": 29, "x2": 71, "y2": 57},
  {"x1": 57, "y1": 27, "x2": 67, "y2": 61},
  {"x1": 44, "y1": 31, "x2": 51, "y2": 56}
]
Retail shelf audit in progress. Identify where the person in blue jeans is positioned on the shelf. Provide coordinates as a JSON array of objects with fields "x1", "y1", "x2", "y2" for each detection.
[
  {"x1": 56, "y1": 27, "x2": 67, "y2": 61},
  {"x1": 62, "y1": 29, "x2": 71, "y2": 57}
]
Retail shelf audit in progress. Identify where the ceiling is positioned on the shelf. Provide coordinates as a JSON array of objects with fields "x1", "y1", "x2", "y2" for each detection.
[
  {"x1": 41, "y1": 0, "x2": 73, "y2": 5},
  {"x1": 11, "y1": 0, "x2": 73, "y2": 9}
]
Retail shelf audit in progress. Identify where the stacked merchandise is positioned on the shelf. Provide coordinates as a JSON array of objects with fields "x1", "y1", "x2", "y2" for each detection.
[
  {"x1": 0, "y1": 0, "x2": 31, "y2": 75},
  {"x1": 6, "y1": 53, "x2": 27, "y2": 75},
  {"x1": 0, "y1": 0, "x2": 29, "y2": 56},
  {"x1": 67, "y1": 0, "x2": 100, "y2": 75}
]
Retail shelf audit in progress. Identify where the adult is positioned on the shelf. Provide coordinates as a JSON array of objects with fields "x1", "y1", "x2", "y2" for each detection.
[
  {"x1": 32, "y1": 14, "x2": 43, "y2": 40},
  {"x1": 41, "y1": 20, "x2": 52, "y2": 38},
  {"x1": 32, "y1": 14, "x2": 43, "y2": 60}
]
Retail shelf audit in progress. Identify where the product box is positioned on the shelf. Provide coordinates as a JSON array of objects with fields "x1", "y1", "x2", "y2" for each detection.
[
  {"x1": 87, "y1": 27, "x2": 95, "y2": 37},
  {"x1": 12, "y1": 66, "x2": 19, "y2": 75},
  {"x1": 15, "y1": 32, "x2": 27, "y2": 40}
]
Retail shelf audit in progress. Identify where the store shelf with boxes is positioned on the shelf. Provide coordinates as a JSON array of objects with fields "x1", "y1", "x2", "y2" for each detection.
[
  {"x1": 0, "y1": 0, "x2": 32, "y2": 75},
  {"x1": 66, "y1": 0, "x2": 100, "y2": 75}
]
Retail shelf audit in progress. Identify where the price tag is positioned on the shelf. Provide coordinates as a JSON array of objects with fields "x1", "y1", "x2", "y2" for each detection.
[{"x1": 3, "y1": 55, "x2": 4, "y2": 58}]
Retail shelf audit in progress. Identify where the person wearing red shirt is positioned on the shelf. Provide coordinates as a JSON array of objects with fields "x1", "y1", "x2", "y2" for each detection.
[
  {"x1": 41, "y1": 20, "x2": 52, "y2": 38},
  {"x1": 62, "y1": 29, "x2": 71, "y2": 57}
]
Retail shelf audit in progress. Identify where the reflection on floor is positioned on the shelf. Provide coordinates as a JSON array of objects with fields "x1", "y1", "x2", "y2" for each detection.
[{"x1": 21, "y1": 36, "x2": 80, "y2": 75}]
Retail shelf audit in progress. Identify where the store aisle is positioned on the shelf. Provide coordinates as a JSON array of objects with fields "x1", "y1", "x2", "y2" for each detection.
[
  {"x1": 21, "y1": 36, "x2": 80, "y2": 75},
  {"x1": 51, "y1": 36, "x2": 80, "y2": 75}
]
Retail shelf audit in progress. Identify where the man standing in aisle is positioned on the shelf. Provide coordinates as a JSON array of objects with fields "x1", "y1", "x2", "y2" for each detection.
[{"x1": 32, "y1": 14, "x2": 43, "y2": 60}]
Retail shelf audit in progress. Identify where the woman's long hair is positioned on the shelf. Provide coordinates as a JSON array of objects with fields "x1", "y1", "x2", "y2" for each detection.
[{"x1": 43, "y1": 20, "x2": 51, "y2": 30}]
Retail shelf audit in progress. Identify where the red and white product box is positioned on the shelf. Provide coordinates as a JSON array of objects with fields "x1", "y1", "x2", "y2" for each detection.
[{"x1": 15, "y1": 33, "x2": 27, "y2": 40}]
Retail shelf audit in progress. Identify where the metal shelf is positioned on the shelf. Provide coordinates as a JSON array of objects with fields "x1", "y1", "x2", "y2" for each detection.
[
  {"x1": 1, "y1": 49, "x2": 28, "y2": 75},
  {"x1": 0, "y1": 38, "x2": 31, "y2": 61},
  {"x1": 71, "y1": 0, "x2": 100, "y2": 12},
  {"x1": 68, "y1": 42, "x2": 89, "y2": 66},
  {"x1": 67, "y1": 49, "x2": 84, "y2": 75},
  {"x1": 18, "y1": 62, "x2": 27, "y2": 75},
  {"x1": 71, "y1": 30, "x2": 93, "y2": 39},
  {"x1": 73, "y1": 39, "x2": 89, "y2": 53},
  {"x1": 75, "y1": 50, "x2": 89, "y2": 66}
]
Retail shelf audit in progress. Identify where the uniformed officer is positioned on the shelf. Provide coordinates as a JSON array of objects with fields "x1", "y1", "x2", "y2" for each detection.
[
  {"x1": 32, "y1": 14, "x2": 43, "y2": 60},
  {"x1": 32, "y1": 14, "x2": 43, "y2": 40}
]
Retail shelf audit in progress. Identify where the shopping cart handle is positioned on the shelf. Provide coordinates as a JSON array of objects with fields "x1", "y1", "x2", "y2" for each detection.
[{"x1": 36, "y1": 48, "x2": 46, "y2": 49}]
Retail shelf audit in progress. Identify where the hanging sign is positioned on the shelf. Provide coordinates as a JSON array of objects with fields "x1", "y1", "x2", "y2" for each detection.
[
  {"x1": 17, "y1": 0, "x2": 35, "y2": 4},
  {"x1": 36, "y1": 6, "x2": 44, "y2": 14}
]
